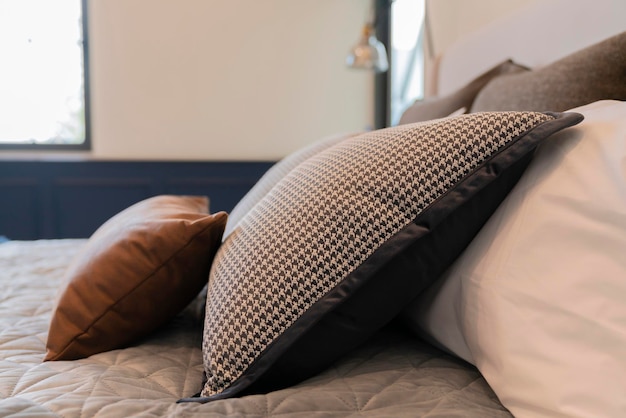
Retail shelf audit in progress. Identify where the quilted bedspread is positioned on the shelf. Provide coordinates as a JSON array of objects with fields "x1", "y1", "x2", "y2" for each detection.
[{"x1": 0, "y1": 240, "x2": 511, "y2": 417}]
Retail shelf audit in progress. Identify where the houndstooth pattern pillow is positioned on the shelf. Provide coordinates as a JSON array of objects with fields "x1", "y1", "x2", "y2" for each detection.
[
  {"x1": 223, "y1": 131, "x2": 359, "y2": 239},
  {"x1": 198, "y1": 111, "x2": 582, "y2": 401}
]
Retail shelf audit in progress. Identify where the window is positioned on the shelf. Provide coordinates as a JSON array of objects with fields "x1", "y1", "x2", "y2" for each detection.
[
  {"x1": 0, "y1": 0, "x2": 90, "y2": 150},
  {"x1": 389, "y1": 0, "x2": 425, "y2": 126},
  {"x1": 373, "y1": 0, "x2": 425, "y2": 128}
]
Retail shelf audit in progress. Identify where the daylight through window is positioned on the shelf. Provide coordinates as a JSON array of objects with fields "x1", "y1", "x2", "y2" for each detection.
[
  {"x1": 0, "y1": 0, "x2": 89, "y2": 149},
  {"x1": 389, "y1": 0, "x2": 425, "y2": 126}
]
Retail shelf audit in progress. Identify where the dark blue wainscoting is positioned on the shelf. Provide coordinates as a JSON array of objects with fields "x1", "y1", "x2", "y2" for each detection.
[{"x1": 0, "y1": 160, "x2": 273, "y2": 240}]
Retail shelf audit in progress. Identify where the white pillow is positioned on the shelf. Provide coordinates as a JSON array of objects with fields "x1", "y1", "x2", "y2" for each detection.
[{"x1": 403, "y1": 100, "x2": 626, "y2": 417}]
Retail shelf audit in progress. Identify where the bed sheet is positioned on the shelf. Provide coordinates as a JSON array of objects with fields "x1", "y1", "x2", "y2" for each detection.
[{"x1": 0, "y1": 239, "x2": 511, "y2": 417}]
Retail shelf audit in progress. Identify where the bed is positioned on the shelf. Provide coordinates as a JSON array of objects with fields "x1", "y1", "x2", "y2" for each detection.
[
  {"x1": 1, "y1": 238, "x2": 512, "y2": 417},
  {"x1": 2, "y1": 2, "x2": 626, "y2": 417}
]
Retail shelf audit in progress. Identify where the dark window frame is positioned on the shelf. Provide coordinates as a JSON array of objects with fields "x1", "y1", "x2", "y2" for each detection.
[
  {"x1": 0, "y1": 0, "x2": 91, "y2": 151},
  {"x1": 374, "y1": 0, "x2": 392, "y2": 129},
  {"x1": 376, "y1": 0, "x2": 426, "y2": 128}
]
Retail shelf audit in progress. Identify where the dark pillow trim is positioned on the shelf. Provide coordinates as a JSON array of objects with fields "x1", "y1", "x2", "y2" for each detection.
[{"x1": 181, "y1": 111, "x2": 582, "y2": 403}]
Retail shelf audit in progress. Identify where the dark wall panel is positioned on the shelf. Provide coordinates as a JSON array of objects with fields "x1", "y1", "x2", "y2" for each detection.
[
  {"x1": 164, "y1": 177, "x2": 255, "y2": 214},
  {"x1": 0, "y1": 160, "x2": 273, "y2": 240},
  {"x1": 0, "y1": 178, "x2": 40, "y2": 239},
  {"x1": 54, "y1": 178, "x2": 154, "y2": 239}
]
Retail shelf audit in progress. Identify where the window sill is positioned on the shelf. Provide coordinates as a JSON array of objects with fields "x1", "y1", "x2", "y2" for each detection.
[{"x1": 0, "y1": 150, "x2": 92, "y2": 162}]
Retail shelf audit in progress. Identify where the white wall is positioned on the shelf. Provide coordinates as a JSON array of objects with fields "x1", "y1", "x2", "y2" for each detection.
[
  {"x1": 2, "y1": 0, "x2": 544, "y2": 162},
  {"x1": 88, "y1": 0, "x2": 373, "y2": 161},
  {"x1": 423, "y1": 0, "x2": 536, "y2": 96},
  {"x1": 426, "y1": 0, "x2": 625, "y2": 96},
  {"x1": 427, "y1": 0, "x2": 537, "y2": 57}
]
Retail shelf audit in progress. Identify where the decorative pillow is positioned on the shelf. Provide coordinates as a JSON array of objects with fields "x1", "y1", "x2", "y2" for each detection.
[
  {"x1": 223, "y1": 132, "x2": 359, "y2": 238},
  {"x1": 403, "y1": 100, "x2": 626, "y2": 417},
  {"x1": 45, "y1": 195, "x2": 227, "y2": 361},
  {"x1": 471, "y1": 31, "x2": 626, "y2": 112},
  {"x1": 398, "y1": 59, "x2": 528, "y2": 124},
  {"x1": 189, "y1": 111, "x2": 582, "y2": 402}
]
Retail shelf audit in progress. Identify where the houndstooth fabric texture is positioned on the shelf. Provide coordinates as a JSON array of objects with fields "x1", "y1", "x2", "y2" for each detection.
[{"x1": 201, "y1": 111, "x2": 554, "y2": 398}]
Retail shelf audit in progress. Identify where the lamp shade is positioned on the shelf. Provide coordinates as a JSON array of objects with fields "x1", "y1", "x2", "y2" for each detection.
[{"x1": 346, "y1": 23, "x2": 389, "y2": 73}]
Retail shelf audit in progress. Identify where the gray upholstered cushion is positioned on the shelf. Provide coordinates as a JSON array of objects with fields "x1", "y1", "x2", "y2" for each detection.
[
  {"x1": 398, "y1": 59, "x2": 528, "y2": 124},
  {"x1": 472, "y1": 31, "x2": 626, "y2": 112},
  {"x1": 196, "y1": 111, "x2": 582, "y2": 402}
]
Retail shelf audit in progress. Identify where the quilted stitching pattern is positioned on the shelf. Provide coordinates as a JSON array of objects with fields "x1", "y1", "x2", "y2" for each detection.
[
  {"x1": 202, "y1": 112, "x2": 553, "y2": 397},
  {"x1": 0, "y1": 230, "x2": 511, "y2": 417}
]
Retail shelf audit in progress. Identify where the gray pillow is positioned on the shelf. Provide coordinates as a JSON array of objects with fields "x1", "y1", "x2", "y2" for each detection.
[
  {"x1": 472, "y1": 31, "x2": 626, "y2": 112},
  {"x1": 398, "y1": 59, "x2": 528, "y2": 124}
]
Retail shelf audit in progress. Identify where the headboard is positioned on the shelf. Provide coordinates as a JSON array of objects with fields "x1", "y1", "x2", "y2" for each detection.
[
  {"x1": 437, "y1": 0, "x2": 626, "y2": 95},
  {"x1": 399, "y1": 2, "x2": 626, "y2": 417}
]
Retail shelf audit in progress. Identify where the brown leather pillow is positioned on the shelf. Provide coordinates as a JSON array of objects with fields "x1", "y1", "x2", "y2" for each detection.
[
  {"x1": 45, "y1": 195, "x2": 227, "y2": 361},
  {"x1": 398, "y1": 59, "x2": 528, "y2": 124},
  {"x1": 471, "y1": 31, "x2": 626, "y2": 112}
]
